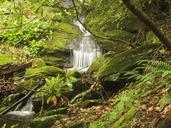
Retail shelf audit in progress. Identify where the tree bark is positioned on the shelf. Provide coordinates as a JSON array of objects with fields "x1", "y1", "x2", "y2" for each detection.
[{"x1": 122, "y1": 0, "x2": 171, "y2": 50}]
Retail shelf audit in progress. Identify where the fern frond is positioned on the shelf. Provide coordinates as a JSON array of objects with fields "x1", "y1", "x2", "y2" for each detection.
[{"x1": 126, "y1": 59, "x2": 171, "y2": 86}]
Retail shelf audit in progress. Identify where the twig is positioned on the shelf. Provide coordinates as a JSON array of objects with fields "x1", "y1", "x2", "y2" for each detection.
[
  {"x1": 71, "y1": 0, "x2": 94, "y2": 36},
  {"x1": 39, "y1": 96, "x2": 45, "y2": 115},
  {"x1": 95, "y1": 35, "x2": 136, "y2": 48},
  {"x1": 70, "y1": 88, "x2": 92, "y2": 103}
]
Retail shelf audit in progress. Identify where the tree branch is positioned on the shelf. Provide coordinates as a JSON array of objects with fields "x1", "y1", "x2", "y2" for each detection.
[
  {"x1": 122, "y1": 0, "x2": 171, "y2": 50},
  {"x1": 71, "y1": 0, "x2": 94, "y2": 36}
]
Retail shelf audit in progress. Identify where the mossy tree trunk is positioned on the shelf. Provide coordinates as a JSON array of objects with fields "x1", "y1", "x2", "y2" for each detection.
[{"x1": 122, "y1": 0, "x2": 171, "y2": 50}]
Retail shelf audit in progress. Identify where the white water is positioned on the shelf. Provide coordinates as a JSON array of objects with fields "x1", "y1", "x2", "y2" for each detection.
[
  {"x1": 5, "y1": 98, "x2": 35, "y2": 122},
  {"x1": 70, "y1": 20, "x2": 102, "y2": 72}
]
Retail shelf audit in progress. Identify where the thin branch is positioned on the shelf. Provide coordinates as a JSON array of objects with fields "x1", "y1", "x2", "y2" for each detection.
[
  {"x1": 71, "y1": 0, "x2": 94, "y2": 36},
  {"x1": 0, "y1": 79, "x2": 45, "y2": 115},
  {"x1": 95, "y1": 35, "x2": 136, "y2": 48}
]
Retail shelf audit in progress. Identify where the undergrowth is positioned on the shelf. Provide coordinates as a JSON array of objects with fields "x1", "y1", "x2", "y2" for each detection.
[{"x1": 89, "y1": 59, "x2": 171, "y2": 128}]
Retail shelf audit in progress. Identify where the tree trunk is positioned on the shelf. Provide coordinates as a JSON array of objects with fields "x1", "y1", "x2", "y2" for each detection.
[{"x1": 122, "y1": 0, "x2": 171, "y2": 50}]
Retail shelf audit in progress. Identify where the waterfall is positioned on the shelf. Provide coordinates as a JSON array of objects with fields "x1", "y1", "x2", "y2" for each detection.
[
  {"x1": 69, "y1": 20, "x2": 102, "y2": 72},
  {"x1": 4, "y1": 98, "x2": 35, "y2": 126}
]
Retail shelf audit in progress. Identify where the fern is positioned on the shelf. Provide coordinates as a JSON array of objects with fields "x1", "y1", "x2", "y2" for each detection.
[{"x1": 126, "y1": 59, "x2": 171, "y2": 86}]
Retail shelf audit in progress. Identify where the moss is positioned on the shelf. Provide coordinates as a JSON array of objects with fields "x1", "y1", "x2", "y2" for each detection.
[
  {"x1": 159, "y1": 93, "x2": 171, "y2": 108},
  {"x1": 25, "y1": 66, "x2": 64, "y2": 79},
  {"x1": 0, "y1": 53, "x2": 12, "y2": 65},
  {"x1": 31, "y1": 115, "x2": 65, "y2": 128},
  {"x1": 146, "y1": 31, "x2": 160, "y2": 44},
  {"x1": 96, "y1": 44, "x2": 159, "y2": 79},
  {"x1": 88, "y1": 51, "x2": 115, "y2": 73},
  {"x1": 41, "y1": 56, "x2": 64, "y2": 67},
  {"x1": 47, "y1": 22, "x2": 81, "y2": 50},
  {"x1": 16, "y1": 79, "x2": 38, "y2": 91},
  {"x1": 32, "y1": 58, "x2": 46, "y2": 68},
  {"x1": 41, "y1": 22, "x2": 81, "y2": 67},
  {"x1": 57, "y1": 23, "x2": 80, "y2": 34},
  {"x1": 85, "y1": 0, "x2": 142, "y2": 52},
  {"x1": 112, "y1": 107, "x2": 137, "y2": 128},
  {"x1": 86, "y1": 0, "x2": 139, "y2": 35},
  {"x1": 96, "y1": 30, "x2": 133, "y2": 52}
]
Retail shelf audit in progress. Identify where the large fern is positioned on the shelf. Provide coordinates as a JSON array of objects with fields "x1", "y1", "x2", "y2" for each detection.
[{"x1": 125, "y1": 59, "x2": 171, "y2": 86}]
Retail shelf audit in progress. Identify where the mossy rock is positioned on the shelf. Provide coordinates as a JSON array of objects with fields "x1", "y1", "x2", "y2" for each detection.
[
  {"x1": 16, "y1": 79, "x2": 38, "y2": 91},
  {"x1": 41, "y1": 56, "x2": 64, "y2": 67},
  {"x1": 88, "y1": 44, "x2": 160, "y2": 80},
  {"x1": 158, "y1": 93, "x2": 171, "y2": 108},
  {"x1": 32, "y1": 58, "x2": 46, "y2": 68},
  {"x1": 96, "y1": 30, "x2": 134, "y2": 52},
  {"x1": 88, "y1": 51, "x2": 115, "y2": 73},
  {"x1": 25, "y1": 66, "x2": 64, "y2": 79},
  {"x1": 41, "y1": 22, "x2": 81, "y2": 68},
  {"x1": 0, "y1": 53, "x2": 12, "y2": 65},
  {"x1": 47, "y1": 22, "x2": 81, "y2": 50}
]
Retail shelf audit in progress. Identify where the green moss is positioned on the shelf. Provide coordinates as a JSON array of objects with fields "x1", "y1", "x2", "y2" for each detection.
[
  {"x1": 88, "y1": 51, "x2": 115, "y2": 73},
  {"x1": 41, "y1": 56, "x2": 64, "y2": 67},
  {"x1": 112, "y1": 107, "x2": 137, "y2": 128},
  {"x1": 159, "y1": 93, "x2": 171, "y2": 108},
  {"x1": 86, "y1": 0, "x2": 138, "y2": 35},
  {"x1": 31, "y1": 115, "x2": 65, "y2": 128},
  {"x1": 96, "y1": 30, "x2": 133, "y2": 52},
  {"x1": 16, "y1": 79, "x2": 38, "y2": 91},
  {"x1": 0, "y1": 53, "x2": 12, "y2": 65},
  {"x1": 85, "y1": 0, "x2": 142, "y2": 52},
  {"x1": 42, "y1": 22, "x2": 80, "y2": 67},
  {"x1": 96, "y1": 44, "x2": 159, "y2": 79},
  {"x1": 146, "y1": 31, "x2": 160, "y2": 44},
  {"x1": 57, "y1": 23, "x2": 80, "y2": 34},
  {"x1": 47, "y1": 22, "x2": 81, "y2": 50},
  {"x1": 25, "y1": 66, "x2": 64, "y2": 79},
  {"x1": 32, "y1": 58, "x2": 46, "y2": 68}
]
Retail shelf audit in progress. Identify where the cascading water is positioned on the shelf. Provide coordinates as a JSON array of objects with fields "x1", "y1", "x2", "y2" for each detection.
[
  {"x1": 4, "y1": 98, "x2": 35, "y2": 127},
  {"x1": 69, "y1": 20, "x2": 102, "y2": 72}
]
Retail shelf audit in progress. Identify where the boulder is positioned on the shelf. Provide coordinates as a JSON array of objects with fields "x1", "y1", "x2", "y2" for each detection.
[{"x1": 88, "y1": 44, "x2": 160, "y2": 81}]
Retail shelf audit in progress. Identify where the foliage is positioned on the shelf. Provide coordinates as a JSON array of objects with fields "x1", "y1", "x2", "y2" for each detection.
[
  {"x1": 146, "y1": 32, "x2": 160, "y2": 44},
  {"x1": 1, "y1": 20, "x2": 50, "y2": 56},
  {"x1": 2, "y1": 124, "x2": 17, "y2": 128},
  {"x1": 37, "y1": 70, "x2": 78, "y2": 105},
  {"x1": 0, "y1": 0, "x2": 53, "y2": 56},
  {"x1": 86, "y1": 0, "x2": 136, "y2": 32},
  {"x1": 125, "y1": 59, "x2": 171, "y2": 86},
  {"x1": 89, "y1": 86, "x2": 140, "y2": 128}
]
